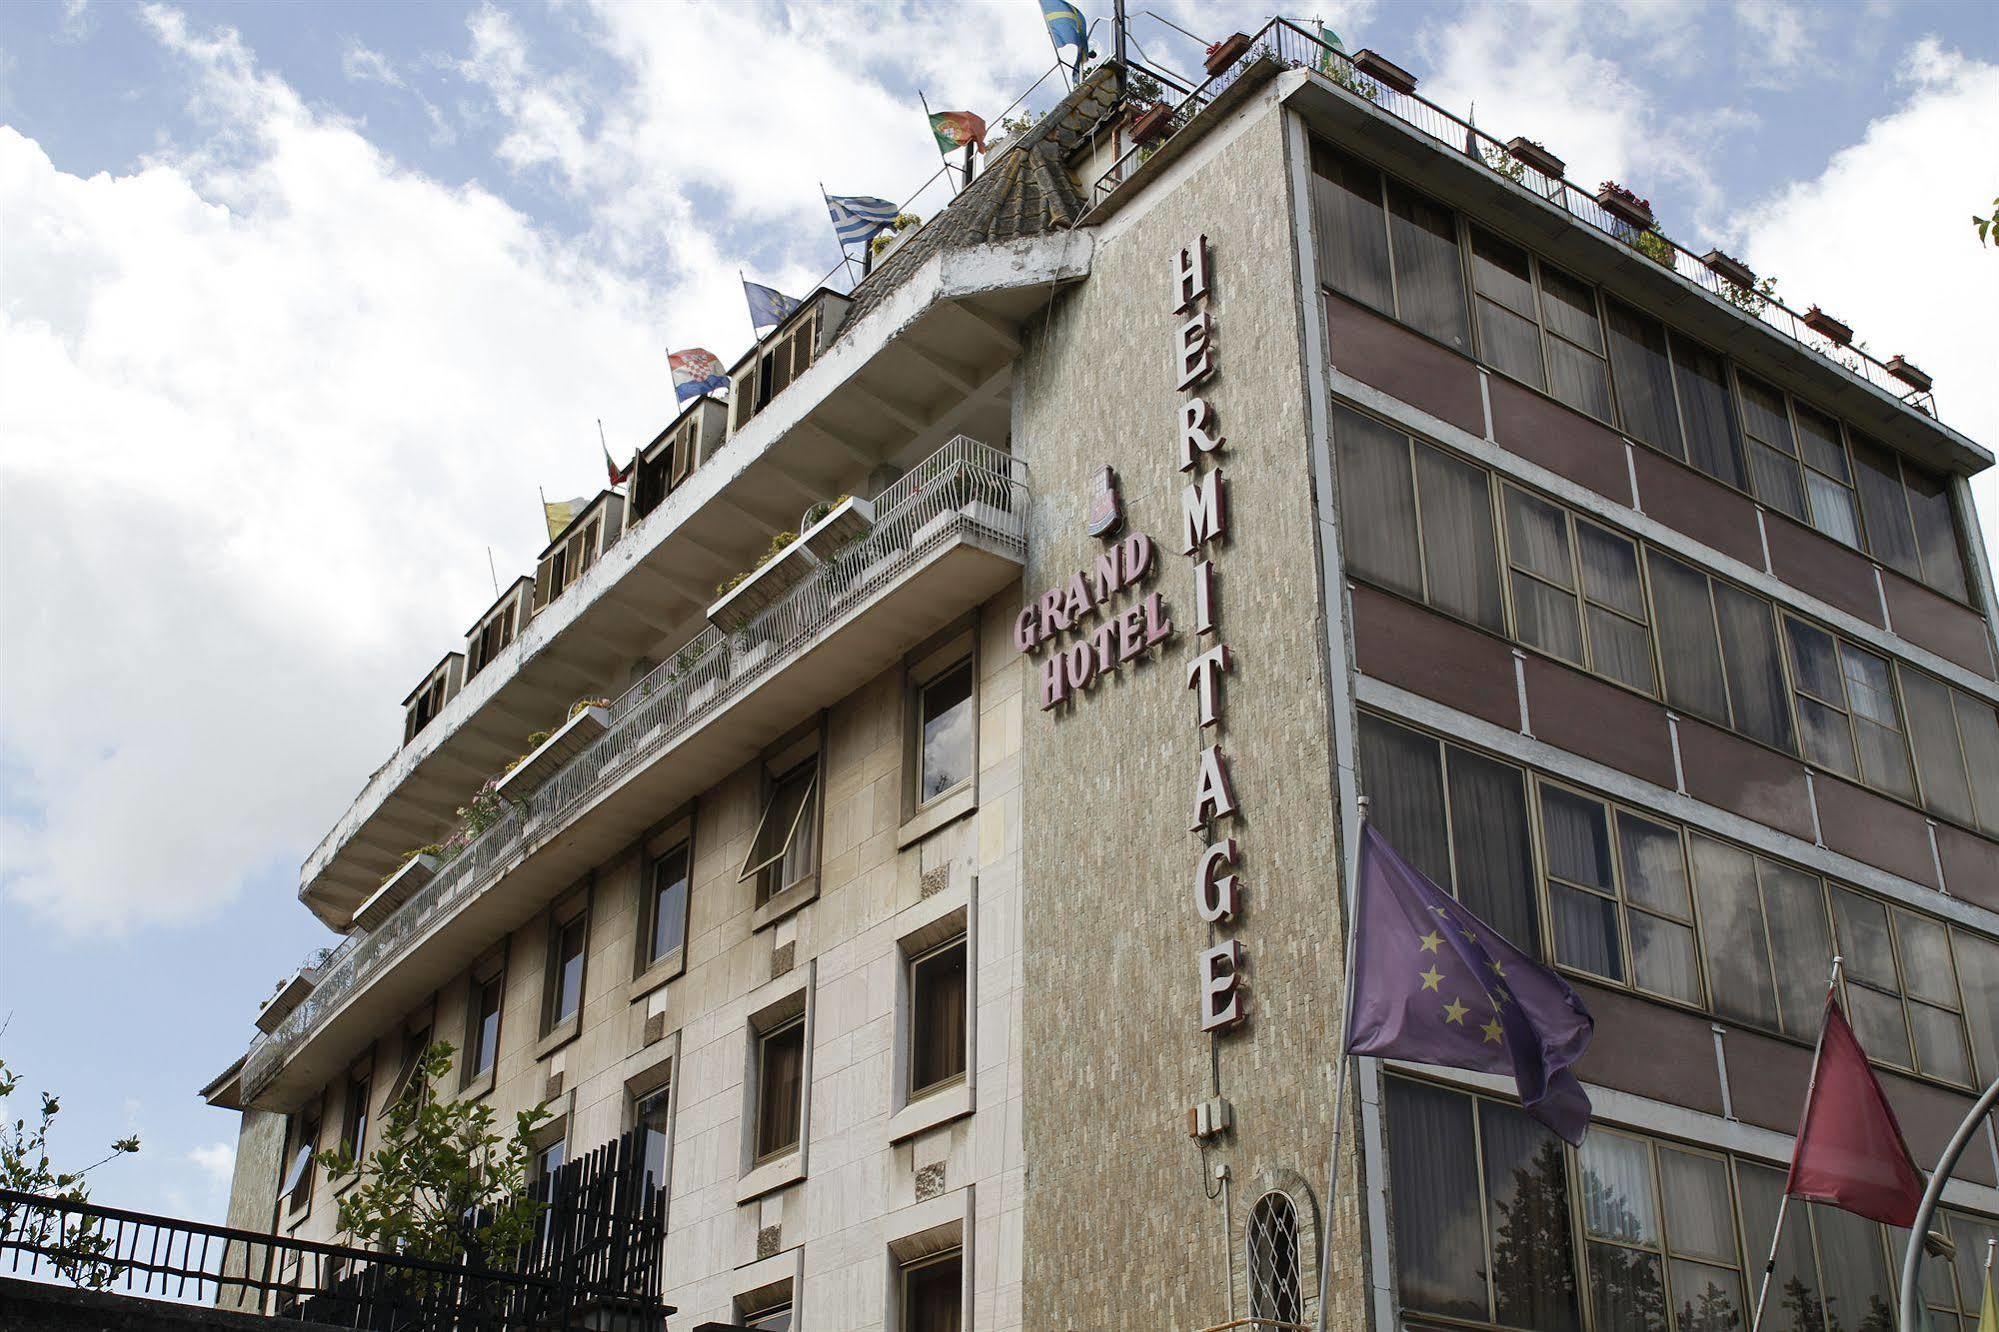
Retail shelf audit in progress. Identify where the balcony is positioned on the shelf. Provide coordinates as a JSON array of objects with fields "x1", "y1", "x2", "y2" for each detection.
[{"x1": 242, "y1": 439, "x2": 1027, "y2": 1107}]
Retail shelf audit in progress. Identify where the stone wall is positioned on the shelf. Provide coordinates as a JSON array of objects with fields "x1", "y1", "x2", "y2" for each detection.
[
  {"x1": 215, "y1": 1108, "x2": 285, "y2": 1312},
  {"x1": 1017, "y1": 94, "x2": 1361, "y2": 1328}
]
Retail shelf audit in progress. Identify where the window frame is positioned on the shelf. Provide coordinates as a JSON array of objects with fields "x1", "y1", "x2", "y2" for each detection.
[
  {"x1": 542, "y1": 897, "x2": 589, "y2": 1037},
  {"x1": 740, "y1": 755, "x2": 821, "y2": 907},
  {"x1": 280, "y1": 1108, "x2": 320, "y2": 1217},
  {"x1": 339, "y1": 1067, "x2": 372, "y2": 1168},
  {"x1": 906, "y1": 935, "x2": 970, "y2": 1102},
  {"x1": 1498, "y1": 482, "x2": 1657, "y2": 695},
  {"x1": 897, "y1": 1248, "x2": 964, "y2": 1332},
  {"x1": 641, "y1": 838, "x2": 692, "y2": 973},
  {"x1": 912, "y1": 655, "x2": 977, "y2": 814},
  {"x1": 1830, "y1": 887, "x2": 1975, "y2": 1088},
  {"x1": 752, "y1": 1014, "x2": 808, "y2": 1165},
  {"x1": 463, "y1": 961, "x2": 506, "y2": 1090}
]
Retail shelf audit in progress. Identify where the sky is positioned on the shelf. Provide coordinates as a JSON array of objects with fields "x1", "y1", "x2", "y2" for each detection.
[{"x1": 0, "y1": 0, "x2": 1995, "y2": 1227}]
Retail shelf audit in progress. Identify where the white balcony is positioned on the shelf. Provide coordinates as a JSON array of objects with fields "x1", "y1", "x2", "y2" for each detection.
[{"x1": 242, "y1": 439, "x2": 1027, "y2": 1107}]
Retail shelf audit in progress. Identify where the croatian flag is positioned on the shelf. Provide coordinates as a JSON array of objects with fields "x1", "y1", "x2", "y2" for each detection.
[
  {"x1": 668, "y1": 348, "x2": 728, "y2": 402},
  {"x1": 1346, "y1": 823, "x2": 1596, "y2": 1143},
  {"x1": 825, "y1": 193, "x2": 901, "y2": 248},
  {"x1": 742, "y1": 279, "x2": 802, "y2": 331}
]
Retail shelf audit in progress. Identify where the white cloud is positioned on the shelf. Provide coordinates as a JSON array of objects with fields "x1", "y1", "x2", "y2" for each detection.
[
  {"x1": 0, "y1": 8, "x2": 679, "y2": 934},
  {"x1": 341, "y1": 42, "x2": 405, "y2": 91},
  {"x1": 1728, "y1": 38, "x2": 1999, "y2": 522},
  {"x1": 1733, "y1": 1, "x2": 1816, "y2": 88},
  {"x1": 188, "y1": 1141, "x2": 235, "y2": 1186}
]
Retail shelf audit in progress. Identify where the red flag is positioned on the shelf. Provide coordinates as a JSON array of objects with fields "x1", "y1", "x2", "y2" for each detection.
[
  {"x1": 1785, "y1": 994, "x2": 1925, "y2": 1226},
  {"x1": 604, "y1": 445, "x2": 632, "y2": 487}
]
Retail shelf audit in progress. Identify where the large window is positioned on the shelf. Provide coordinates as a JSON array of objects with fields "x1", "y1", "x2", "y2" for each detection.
[
  {"x1": 1831, "y1": 888, "x2": 1973, "y2": 1086},
  {"x1": 908, "y1": 937, "x2": 968, "y2": 1099},
  {"x1": 899, "y1": 1251, "x2": 963, "y2": 1332},
  {"x1": 753, "y1": 1016, "x2": 806, "y2": 1162},
  {"x1": 467, "y1": 971, "x2": 504, "y2": 1083},
  {"x1": 636, "y1": 1084, "x2": 670, "y2": 1194},
  {"x1": 1536, "y1": 782, "x2": 1700, "y2": 1005},
  {"x1": 1853, "y1": 434, "x2": 1968, "y2": 599},
  {"x1": 1644, "y1": 550, "x2": 1794, "y2": 753},
  {"x1": 1578, "y1": 1129, "x2": 1747, "y2": 1332},
  {"x1": 644, "y1": 843, "x2": 689, "y2": 967},
  {"x1": 1309, "y1": 141, "x2": 1469, "y2": 351},
  {"x1": 1502, "y1": 485, "x2": 1654, "y2": 692},
  {"x1": 1469, "y1": 228, "x2": 1613, "y2": 422},
  {"x1": 340, "y1": 1072, "x2": 371, "y2": 1165},
  {"x1": 1687, "y1": 836, "x2": 1831, "y2": 1042},
  {"x1": 742, "y1": 757, "x2": 820, "y2": 907},
  {"x1": 281, "y1": 1111, "x2": 319, "y2": 1216},
  {"x1": 916, "y1": 659, "x2": 975, "y2": 807},
  {"x1": 1783, "y1": 616, "x2": 1915, "y2": 798},
  {"x1": 1247, "y1": 1192, "x2": 1305, "y2": 1326},
  {"x1": 544, "y1": 907, "x2": 588, "y2": 1032}
]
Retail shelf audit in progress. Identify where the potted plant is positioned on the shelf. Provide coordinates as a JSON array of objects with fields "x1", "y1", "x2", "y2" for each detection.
[
  {"x1": 869, "y1": 214, "x2": 922, "y2": 264},
  {"x1": 1129, "y1": 101, "x2": 1173, "y2": 145},
  {"x1": 1352, "y1": 49, "x2": 1418, "y2": 95},
  {"x1": 1885, "y1": 355, "x2": 1932, "y2": 393},
  {"x1": 1505, "y1": 137, "x2": 1564, "y2": 179},
  {"x1": 1596, "y1": 181, "x2": 1654, "y2": 229},
  {"x1": 1205, "y1": 31, "x2": 1252, "y2": 75},
  {"x1": 985, "y1": 114, "x2": 1037, "y2": 159},
  {"x1": 1802, "y1": 305, "x2": 1854, "y2": 346}
]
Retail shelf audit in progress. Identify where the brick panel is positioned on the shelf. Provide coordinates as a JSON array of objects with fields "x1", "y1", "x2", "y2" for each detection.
[
  {"x1": 1884, "y1": 572, "x2": 1996, "y2": 680},
  {"x1": 1934, "y1": 822, "x2": 1999, "y2": 913},
  {"x1": 1764, "y1": 515, "x2": 1885, "y2": 628},
  {"x1": 1813, "y1": 775, "x2": 1939, "y2": 888},
  {"x1": 1521, "y1": 657, "x2": 1676, "y2": 790},
  {"x1": 1350, "y1": 583, "x2": 1520, "y2": 730},
  {"x1": 1323, "y1": 292, "x2": 1485, "y2": 438},
  {"x1": 1570, "y1": 982, "x2": 1723, "y2": 1116},
  {"x1": 1674, "y1": 718, "x2": 1815, "y2": 842},
  {"x1": 1629, "y1": 448, "x2": 1764, "y2": 570},
  {"x1": 1486, "y1": 377, "x2": 1631, "y2": 504}
]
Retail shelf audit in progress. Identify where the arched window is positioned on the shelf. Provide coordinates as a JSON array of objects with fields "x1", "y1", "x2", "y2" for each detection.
[{"x1": 1248, "y1": 1190, "x2": 1304, "y2": 1326}]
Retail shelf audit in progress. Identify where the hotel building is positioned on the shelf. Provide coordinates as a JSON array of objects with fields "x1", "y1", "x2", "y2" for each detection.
[{"x1": 203, "y1": 23, "x2": 1999, "y2": 1332}]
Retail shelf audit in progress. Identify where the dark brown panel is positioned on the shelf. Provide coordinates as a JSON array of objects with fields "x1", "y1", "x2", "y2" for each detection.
[
  {"x1": 1884, "y1": 572, "x2": 1997, "y2": 680},
  {"x1": 1720, "y1": 1023, "x2": 1816, "y2": 1136},
  {"x1": 1878, "y1": 1069, "x2": 1996, "y2": 1188},
  {"x1": 1324, "y1": 293, "x2": 1485, "y2": 438},
  {"x1": 1814, "y1": 775, "x2": 1940, "y2": 888},
  {"x1": 1570, "y1": 981, "x2": 1723, "y2": 1116},
  {"x1": 1350, "y1": 583, "x2": 1519, "y2": 730},
  {"x1": 1521, "y1": 657, "x2": 1676, "y2": 790},
  {"x1": 1629, "y1": 448, "x2": 1765, "y2": 569},
  {"x1": 1485, "y1": 377, "x2": 1632, "y2": 504},
  {"x1": 1764, "y1": 515, "x2": 1886, "y2": 628},
  {"x1": 1934, "y1": 822, "x2": 1999, "y2": 913},
  {"x1": 1675, "y1": 719, "x2": 1816, "y2": 842}
]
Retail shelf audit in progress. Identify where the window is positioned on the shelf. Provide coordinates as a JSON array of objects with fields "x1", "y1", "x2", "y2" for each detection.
[
  {"x1": 636, "y1": 1085, "x2": 671, "y2": 1193},
  {"x1": 1852, "y1": 434, "x2": 1969, "y2": 599},
  {"x1": 899, "y1": 1251, "x2": 962, "y2": 1332},
  {"x1": 467, "y1": 972, "x2": 503, "y2": 1082},
  {"x1": 1247, "y1": 1192, "x2": 1305, "y2": 1326},
  {"x1": 1794, "y1": 401, "x2": 1863, "y2": 547},
  {"x1": 281, "y1": 1113, "x2": 319, "y2": 1215},
  {"x1": 1604, "y1": 298, "x2": 1681, "y2": 458},
  {"x1": 908, "y1": 937, "x2": 968, "y2": 1099},
  {"x1": 1309, "y1": 142, "x2": 1470, "y2": 350},
  {"x1": 1537, "y1": 783, "x2": 1700, "y2": 1005},
  {"x1": 1688, "y1": 834, "x2": 1833, "y2": 1042},
  {"x1": 1783, "y1": 616, "x2": 1914, "y2": 798},
  {"x1": 1955, "y1": 932, "x2": 1999, "y2": 1086},
  {"x1": 1924, "y1": 1210, "x2": 1999, "y2": 1331},
  {"x1": 742, "y1": 1301, "x2": 793, "y2": 1331},
  {"x1": 1577, "y1": 1130, "x2": 1747, "y2": 1332},
  {"x1": 1333, "y1": 406, "x2": 1504, "y2": 632},
  {"x1": 1669, "y1": 331, "x2": 1747, "y2": 493},
  {"x1": 386, "y1": 1026, "x2": 431, "y2": 1106},
  {"x1": 1735, "y1": 372, "x2": 1808, "y2": 521},
  {"x1": 468, "y1": 602, "x2": 517, "y2": 677},
  {"x1": 340, "y1": 1073, "x2": 371, "y2": 1164},
  {"x1": 916, "y1": 661, "x2": 975, "y2": 806},
  {"x1": 644, "y1": 843, "x2": 689, "y2": 967},
  {"x1": 1468, "y1": 230, "x2": 1612, "y2": 422},
  {"x1": 1501, "y1": 485, "x2": 1654, "y2": 692},
  {"x1": 544, "y1": 908, "x2": 587, "y2": 1032},
  {"x1": 1385, "y1": 1077, "x2": 1580, "y2": 1329},
  {"x1": 753, "y1": 1016, "x2": 806, "y2": 1162},
  {"x1": 1470, "y1": 227, "x2": 1546, "y2": 393},
  {"x1": 1896, "y1": 668, "x2": 1975, "y2": 827},
  {"x1": 1645, "y1": 550, "x2": 1794, "y2": 753},
  {"x1": 742, "y1": 757, "x2": 820, "y2": 906},
  {"x1": 1357, "y1": 713, "x2": 1540, "y2": 959},
  {"x1": 1831, "y1": 888, "x2": 1973, "y2": 1086}
]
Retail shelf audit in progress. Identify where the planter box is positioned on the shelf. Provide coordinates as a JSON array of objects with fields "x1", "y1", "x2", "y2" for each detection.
[
  {"x1": 256, "y1": 967, "x2": 320, "y2": 1035},
  {"x1": 1885, "y1": 355, "x2": 1933, "y2": 392},
  {"x1": 1596, "y1": 188, "x2": 1654, "y2": 230},
  {"x1": 352, "y1": 853, "x2": 440, "y2": 933},
  {"x1": 1803, "y1": 306, "x2": 1854, "y2": 346},
  {"x1": 686, "y1": 678, "x2": 718, "y2": 712},
  {"x1": 872, "y1": 228, "x2": 915, "y2": 266},
  {"x1": 800, "y1": 495, "x2": 875, "y2": 561},
  {"x1": 1505, "y1": 137, "x2": 1564, "y2": 179},
  {"x1": 1205, "y1": 32, "x2": 1252, "y2": 76},
  {"x1": 707, "y1": 535, "x2": 818, "y2": 627},
  {"x1": 1129, "y1": 103, "x2": 1173, "y2": 145},
  {"x1": 1701, "y1": 249, "x2": 1756, "y2": 290},
  {"x1": 494, "y1": 704, "x2": 611, "y2": 800},
  {"x1": 1352, "y1": 50, "x2": 1418, "y2": 95},
  {"x1": 964, "y1": 499, "x2": 1021, "y2": 540}
]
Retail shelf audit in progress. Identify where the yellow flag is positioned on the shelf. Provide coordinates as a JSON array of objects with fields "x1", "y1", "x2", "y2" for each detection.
[
  {"x1": 543, "y1": 495, "x2": 588, "y2": 543},
  {"x1": 1978, "y1": 1261, "x2": 1997, "y2": 1332}
]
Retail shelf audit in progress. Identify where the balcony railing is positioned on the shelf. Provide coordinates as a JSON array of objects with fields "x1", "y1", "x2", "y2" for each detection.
[
  {"x1": 244, "y1": 438, "x2": 1027, "y2": 1104},
  {"x1": 1087, "y1": 19, "x2": 1942, "y2": 421}
]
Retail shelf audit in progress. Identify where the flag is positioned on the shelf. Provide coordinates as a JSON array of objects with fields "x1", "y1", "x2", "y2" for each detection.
[
  {"x1": 1464, "y1": 103, "x2": 1479, "y2": 158},
  {"x1": 1784, "y1": 993, "x2": 1925, "y2": 1226},
  {"x1": 1041, "y1": 0, "x2": 1089, "y2": 54},
  {"x1": 742, "y1": 279, "x2": 801, "y2": 331},
  {"x1": 1308, "y1": 21, "x2": 1344, "y2": 73},
  {"x1": 668, "y1": 348, "x2": 729, "y2": 402},
  {"x1": 604, "y1": 445, "x2": 632, "y2": 487},
  {"x1": 1345, "y1": 823, "x2": 1596, "y2": 1143},
  {"x1": 929, "y1": 110, "x2": 988, "y2": 155},
  {"x1": 825, "y1": 193, "x2": 902, "y2": 248},
  {"x1": 1978, "y1": 1260, "x2": 1997, "y2": 1332},
  {"x1": 543, "y1": 495, "x2": 588, "y2": 543}
]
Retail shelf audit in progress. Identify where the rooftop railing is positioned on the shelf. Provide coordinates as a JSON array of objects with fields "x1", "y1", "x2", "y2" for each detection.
[
  {"x1": 1087, "y1": 19, "x2": 1942, "y2": 421},
  {"x1": 244, "y1": 438, "x2": 1027, "y2": 1104}
]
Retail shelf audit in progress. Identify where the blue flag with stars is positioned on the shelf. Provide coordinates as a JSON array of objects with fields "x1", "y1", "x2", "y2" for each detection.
[
  {"x1": 1345, "y1": 823, "x2": 1595, "y2": 1143},
  {"x1": 742, "y1": 278, "x2": 802, "y2": 331}
]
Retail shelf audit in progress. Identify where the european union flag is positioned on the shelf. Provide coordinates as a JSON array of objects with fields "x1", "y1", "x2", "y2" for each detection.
[
  {"x1": 1041, "y1": 0, "x2": 1089, "y2": 54},
  {"x1": 742, "y1": 279, "x2": 802, "y2": 332},
  {"x1": 825, "y1": 193, "x2": 902, "y2": 248},
  {"x1": 1345, "y1": 823, "x2": 1595, "y2": 1143}
]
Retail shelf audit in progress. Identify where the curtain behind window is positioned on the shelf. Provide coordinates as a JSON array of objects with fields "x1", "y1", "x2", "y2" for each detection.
[{"x1": 1385, "y1": 1079, "x2": 1488, "y2": 1321}]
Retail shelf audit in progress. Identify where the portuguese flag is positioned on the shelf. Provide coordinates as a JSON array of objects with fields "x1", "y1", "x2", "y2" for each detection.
[{"x1": 929, "y1": 110, "x2": 988, "y2": 154}]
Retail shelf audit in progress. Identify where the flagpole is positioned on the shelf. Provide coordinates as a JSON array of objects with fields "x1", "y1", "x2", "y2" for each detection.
[
  {"x1": 1749, "y1": 954, "x2": 1844, "y2": 1332},
  {"x1": 1311, "y1": 793, "x2": 1368, "y2": 1332}
]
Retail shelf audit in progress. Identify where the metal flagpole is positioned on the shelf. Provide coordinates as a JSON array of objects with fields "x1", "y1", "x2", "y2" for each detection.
[
  {"x1": 1311, "y1": 793, "x2": 1368, "y2": 1332},
  {"x1": 819, "y1": 182, "x2": 861, "y2": 285},
  {"x1": 1749, "y1": 954, "x2": 1844, "y2": 1332},
  {"x1": 1899, "y1": 1076, "x2": 1999, "y2": 1332}
]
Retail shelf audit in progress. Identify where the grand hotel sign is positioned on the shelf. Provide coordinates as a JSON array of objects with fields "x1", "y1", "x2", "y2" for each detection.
[{"x1": 1015, "y1": 235, "x2": 1248, "y2": 1034}]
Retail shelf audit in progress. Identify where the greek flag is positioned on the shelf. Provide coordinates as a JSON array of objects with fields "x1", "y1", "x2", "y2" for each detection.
[{"x1": 825, "y1": 193, "x2": 901, "y2": 248}]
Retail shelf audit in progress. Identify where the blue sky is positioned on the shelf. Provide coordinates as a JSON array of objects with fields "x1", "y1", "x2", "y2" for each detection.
[{"x1": 1, "y1": 0, "x2": 1995, "y2": 1226}]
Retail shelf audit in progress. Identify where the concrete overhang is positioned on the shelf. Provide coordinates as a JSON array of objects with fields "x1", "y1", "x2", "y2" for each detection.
[
  {"x1": 253, "y1": 521, "x2": 1024, "y2": 1110},
  {"x1": 199, "y1": 1055, "x2": 246, "y2": 1110},
  {"x1": 1262, "y1": 68, "x2": 1991, "y2": 477},
  {"x1": 298, "y1": 232, "x2": 1091, "y2": 928}
]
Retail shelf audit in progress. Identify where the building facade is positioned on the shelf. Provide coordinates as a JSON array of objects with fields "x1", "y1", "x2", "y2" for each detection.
[{"x1": 205, "y1": 25, "x2": 1999, "y2": 1332}]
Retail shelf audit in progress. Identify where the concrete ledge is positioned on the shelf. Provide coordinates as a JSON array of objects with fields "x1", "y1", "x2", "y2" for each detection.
[{"x1": 0, "y1": 1277, "x2": 342, "y2": 1331}]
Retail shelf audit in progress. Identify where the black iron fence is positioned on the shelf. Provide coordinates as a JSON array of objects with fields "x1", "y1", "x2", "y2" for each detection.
[{"x1": 0, "y1": 1184, "x2": 672, "y2": 1330}]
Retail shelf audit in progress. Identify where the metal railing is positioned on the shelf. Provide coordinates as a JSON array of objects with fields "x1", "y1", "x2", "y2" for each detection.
[
  {"x1": 1086, "y1": 19, "x2": 1941, "y2": 420},
  {"x1": 0, "y1": 1188, "x2": 669, "y2": 1330},
  {"x1": 244, "y1": 438, "x2": 1028, "y2": 1104}
]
